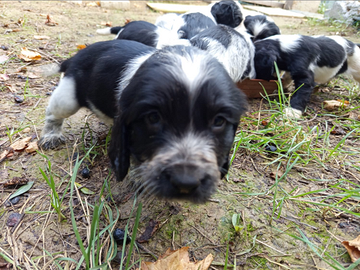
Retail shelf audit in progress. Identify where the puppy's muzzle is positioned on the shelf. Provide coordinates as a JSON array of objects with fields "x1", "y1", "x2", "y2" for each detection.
[{"x1": 164, "y1": 163, "x2": 206, "y2": 194}]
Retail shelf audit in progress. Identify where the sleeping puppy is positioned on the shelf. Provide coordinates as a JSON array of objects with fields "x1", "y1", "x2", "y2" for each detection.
[
  {"x1": 38, "y1": 39, "x2": 247, "y2": 203},
  {"x1": 254, "y1": 35, "x2": 360, "y2": 118},
  {"x1": 243, "y1": 15, "x2": 281, "y2": 41},
  {"x1": 190, "y1": 24, "x2": 255, "y2": 82},
  {"x1": 96, "y1": 20, "x2": 189, "y2": 49}
]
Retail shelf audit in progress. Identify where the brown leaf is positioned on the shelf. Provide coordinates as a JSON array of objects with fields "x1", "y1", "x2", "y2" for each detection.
[
  {"x1": 0, "y1": 149, "x2": 11, "y2": 163},
  {"x1": 25, "y1": 141, "x2": 38, "y2": 153},
  {"x1": 18, "y1": 47, "x2": 41, "y2": 62},
  {"x1": 323, "y1": 100, "x2": 349, "y2": 111},
  {"x1": 77, "y1": 44, "x2": 87, "y2": 50},
  {"x1": 45, "y1": 14, "x2": 58, "y2": 26},
  {"x1": 100, "y1": 21, "x2": 112, "y2": 27},
  {"x1": 137, "y1": 219, "x2": 160, "y2": 243},
  {"x1": 10, "y1": 137, "x2": 32, "y2": 151},
  {"x1": 33, "y1": 35, "x2": 50, "y2": 40},
  {"x1": 3, "y1": 176, "x2": 28, "y2": 187},
  {"x1": 330, "y1": 126, "x2": 346, "y2": 135},
  {"x1": 125, "y1": 18, "x2": 131, "y2": 25},
  {"x1": 342, "y1": 235, "x2": 360, "y2": 262},
  {"x1": 261, "y1": 120, "x2": 268, "y2": 126},
  {"x1": 270, "y1": 169, "x2": 283, "y2": 180},
  {"x1": 137, "y1": 247, "x2": 213, "y2": 270}
]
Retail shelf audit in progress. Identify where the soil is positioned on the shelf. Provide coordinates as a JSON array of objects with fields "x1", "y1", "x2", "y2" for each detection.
[{"x1": 1, "y1": 1, "x2": 360, "y2": 269}]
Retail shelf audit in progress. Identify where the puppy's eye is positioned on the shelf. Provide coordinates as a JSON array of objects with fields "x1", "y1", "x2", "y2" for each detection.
[
  {"x1": 212, "y1": 116, "x2": 226, "y2": 130},
  {"x1": 146, "y1": 112, "x2": 161, "y2": 125}
]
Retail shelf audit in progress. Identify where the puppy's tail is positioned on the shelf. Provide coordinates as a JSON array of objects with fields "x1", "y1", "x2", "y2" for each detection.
[
  {"x1": 39, "y1": 58, "x2": 71, "y2": 77},
  {"x1": 96, "y1": 26, "x2": 123, "y2": 35}
]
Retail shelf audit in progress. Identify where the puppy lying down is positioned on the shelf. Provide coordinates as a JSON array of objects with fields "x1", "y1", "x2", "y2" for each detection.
[
  {"x1": 38, "y1": 40, "x2": 247, "y2": 203},
  {"x1": 254, "y1": 35, "x2": 360, "y2": 118}
]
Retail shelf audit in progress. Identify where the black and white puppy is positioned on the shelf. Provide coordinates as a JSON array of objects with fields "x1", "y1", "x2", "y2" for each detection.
[
  {"x1": 38, "y1": 39, "x2": 247, "y2": 203},
  {"x1": 210, "y1": 0, "x2": 243, "y2": 28},
  {"x1": 173, "y1": 12, "x2": 216, "y2": 39},
  {"x1": 190, "y1": 24, "x2": 255, "y2": 82},
  {"x1": 96, "y1": 20, "x2": 189, "y2": 49},
  {"x1": 254, "y1": 35, "x2": 360, "y2": 118},
  {"x1": 244, "y1": 15, "x2": 281, "y2": 41}
]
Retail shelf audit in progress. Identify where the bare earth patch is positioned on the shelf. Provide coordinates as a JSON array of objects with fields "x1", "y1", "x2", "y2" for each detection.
[{"x1": 1, "y1": 1, "x2": 360, "y2": 269}]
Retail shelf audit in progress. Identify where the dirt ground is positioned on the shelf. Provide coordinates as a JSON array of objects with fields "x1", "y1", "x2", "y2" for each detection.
[{"x1": 1, "y1": 1, "x2": 360, "y2": 269}]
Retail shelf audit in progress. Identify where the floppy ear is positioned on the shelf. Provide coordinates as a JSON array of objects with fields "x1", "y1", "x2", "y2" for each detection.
[
  {"x1": 220, "y1": 155, "x2": 230, "y2": 179},
  {"x1": 108, "y1": 115, "x2": 130, "y2": 181},
  {"x1": 255, "y1": 49, "x2": 278, "y2": 80}
]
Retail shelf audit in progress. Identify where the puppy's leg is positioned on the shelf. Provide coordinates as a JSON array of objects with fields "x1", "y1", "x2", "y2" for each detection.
[
  {"x1": 38, "y1": 77, "x2": 80, "y2": 150},
  {"x1": 285, "y1": 71, "x2": 315, "y2": 119},
  {"x1": 347, "y1": 45, "x2": 360, "y2": 83}
]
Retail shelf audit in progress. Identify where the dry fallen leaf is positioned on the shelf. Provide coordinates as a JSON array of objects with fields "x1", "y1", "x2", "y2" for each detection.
[
  {"x1": 18, "y1": 47, "x2": 41, "y2": 62},
  {"x1": 100, "y1": 21, "x2": 112, "y2": 27},
  {"x1": 270, "y1": 169, "x2": 284, "y2": 180},
  {"x1": 137, "y1": 247, "x2": 213, "y2": 270},
  {"x1": 33, "y1": 35, "x2": 50, "y2": 40},
  {"x1": 2, "y1": 176, "x2": 28, "y2": 187},
  {"x1": 323, "y1": 100, "x2": 349, "y2": 111},
  {"x1": 25, "y1": 141, "x2": 38, "y2": 153},
  {"x1": 10, "y1": 137, "x2": 32, "y2": 151},
  {"x1": 86, "y1": 2, "x2": 99, "y2": 7},
  {"x1": 77, "y1": 44, "x2": 87, "y2": 50},
  {"x1": 45, "y1": 14, "x2": 58, "y2": 26},
  {"x1": 342, "y1": 235, "x2": 360, "y2": 262}
]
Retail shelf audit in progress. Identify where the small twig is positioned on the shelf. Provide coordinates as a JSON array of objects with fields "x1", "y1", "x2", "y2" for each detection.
[
  {"x1": 255, "y1": 239, "x2": 289, "y2": 256},
  {"x1": 189, "y1": 224, "x2": 216, "y2": 245}
]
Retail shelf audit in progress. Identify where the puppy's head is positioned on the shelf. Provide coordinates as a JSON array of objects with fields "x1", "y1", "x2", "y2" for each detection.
[
  {"x1": 211, "y1": 0, "x2": 243, "y2": 28},
  {"x1": 176, "y1": 13, "x2": 216, "y2": 40},
  {"x1": 254, "y1": 40, "x2": 280, "y2": 80},
  {"x1": 244, "y1": 15, "x2": 281, "y2": 42},
  {"x1": 109, "y1": 46, "x2": 247, "y2": 203}
]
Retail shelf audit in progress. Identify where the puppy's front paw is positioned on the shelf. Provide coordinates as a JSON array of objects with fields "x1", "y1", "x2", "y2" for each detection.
[
  {"x1": 283, "y1": 107, "x2": 302, "y2": 119},
  {"x1": 38, "y1": 134, "x2": 66, "y2": 150}
]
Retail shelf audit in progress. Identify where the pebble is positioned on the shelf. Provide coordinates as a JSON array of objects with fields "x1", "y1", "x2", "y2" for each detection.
[
  {"x1": 1, "y1": 45, "x2": 8, "y2": 50},
  {"x1": 113, "y1": 228, "x2": 131, "y2": 245},
  {"x1": 6, "y1": 212, "x2": 22, "y2": 227},
  {"x1": 81, "y1": 167, "x2": 90, "y2": 178},
  {"x1": 5, "y1": 196, "x2": 21, "y2": 207},
  {"x1": 265, "y1": 145, "x2": 277, "y2": 152},
  {"x1": 14, "y1": 95, "x2": 24, "y2": 103}
]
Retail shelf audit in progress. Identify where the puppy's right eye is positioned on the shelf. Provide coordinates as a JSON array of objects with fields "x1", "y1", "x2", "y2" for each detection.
[{"x1": 146, "y1": 112, "x2": 161, "y2": 125}]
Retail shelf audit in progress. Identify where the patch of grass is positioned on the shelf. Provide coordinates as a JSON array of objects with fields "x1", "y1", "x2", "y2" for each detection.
[{"x1": 38, "y1": 151, "x2": 67, "y2": 222}]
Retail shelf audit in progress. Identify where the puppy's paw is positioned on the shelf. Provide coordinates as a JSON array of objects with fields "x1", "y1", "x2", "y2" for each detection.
[
  {"x1": 283, "y1": 107, "x2": 302, "y2": 119},
  {"x1": 38, "y1": 134, "x2": 66, "y2": 150}
]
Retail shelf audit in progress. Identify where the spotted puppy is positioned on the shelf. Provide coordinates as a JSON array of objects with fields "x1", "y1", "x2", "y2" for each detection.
[
  {"x1": 254, "y1": 35, "x2": 360, "y2": 118},
  {"x1": 96, "y1": 20, "x2": 189, "y2": 49},
  {"x1": 39, "y1": 39, "x2": 247, "y2": 203},
  {"x1": 190, "y1": 24, "x2": 255, "y2": 82},
  {"x1": 243, "y1": 15, "x2": 280, "y2": 41}
]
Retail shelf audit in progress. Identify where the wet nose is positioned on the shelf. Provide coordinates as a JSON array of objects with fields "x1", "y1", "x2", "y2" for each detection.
[{"x1": 169, "y1": 164, "x2": 201, "y2": 193}]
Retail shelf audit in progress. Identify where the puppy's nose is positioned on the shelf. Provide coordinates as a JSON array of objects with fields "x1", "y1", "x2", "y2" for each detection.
[{"x1": 169, "y1": 164, "x2": 200, "y2": 193}]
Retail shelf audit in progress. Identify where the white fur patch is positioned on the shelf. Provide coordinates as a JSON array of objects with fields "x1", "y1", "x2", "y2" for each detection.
[
  {"x1": 345, "y1": 45, "x2": 360, "y2": 83},
  {"x1": 96, "y1": 28, "x2": 111, "y2": 35},
  {"x1": 48, "y1": 76, "x2": 80, "y2": 119},
  {"x1": 251, "y1": 20, "x2": 268, "y2": 38},
  {"x1": 155, "y1": 27, "x2": 191, "y2": 49},
  {"x1": 269, "y1": 35, "x2": 301, "y2": 52},
  {"x1": 310, "y1": 62, "x2": 343, "y2": 84},
  {"x1": 87, "y1": 102, "x2": 113, "y2": 125},
  {"x1": 117, "y1": 51, "x2": 156, "y2": 99}
]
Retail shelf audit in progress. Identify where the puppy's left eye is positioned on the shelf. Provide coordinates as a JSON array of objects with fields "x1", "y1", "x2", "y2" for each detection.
[
  {"x1": 212, "y1": 116, "x2": 226, "y2": 130},
  {"x1": 146, "y1": 111, "x2": 161, "y2": 125}
]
